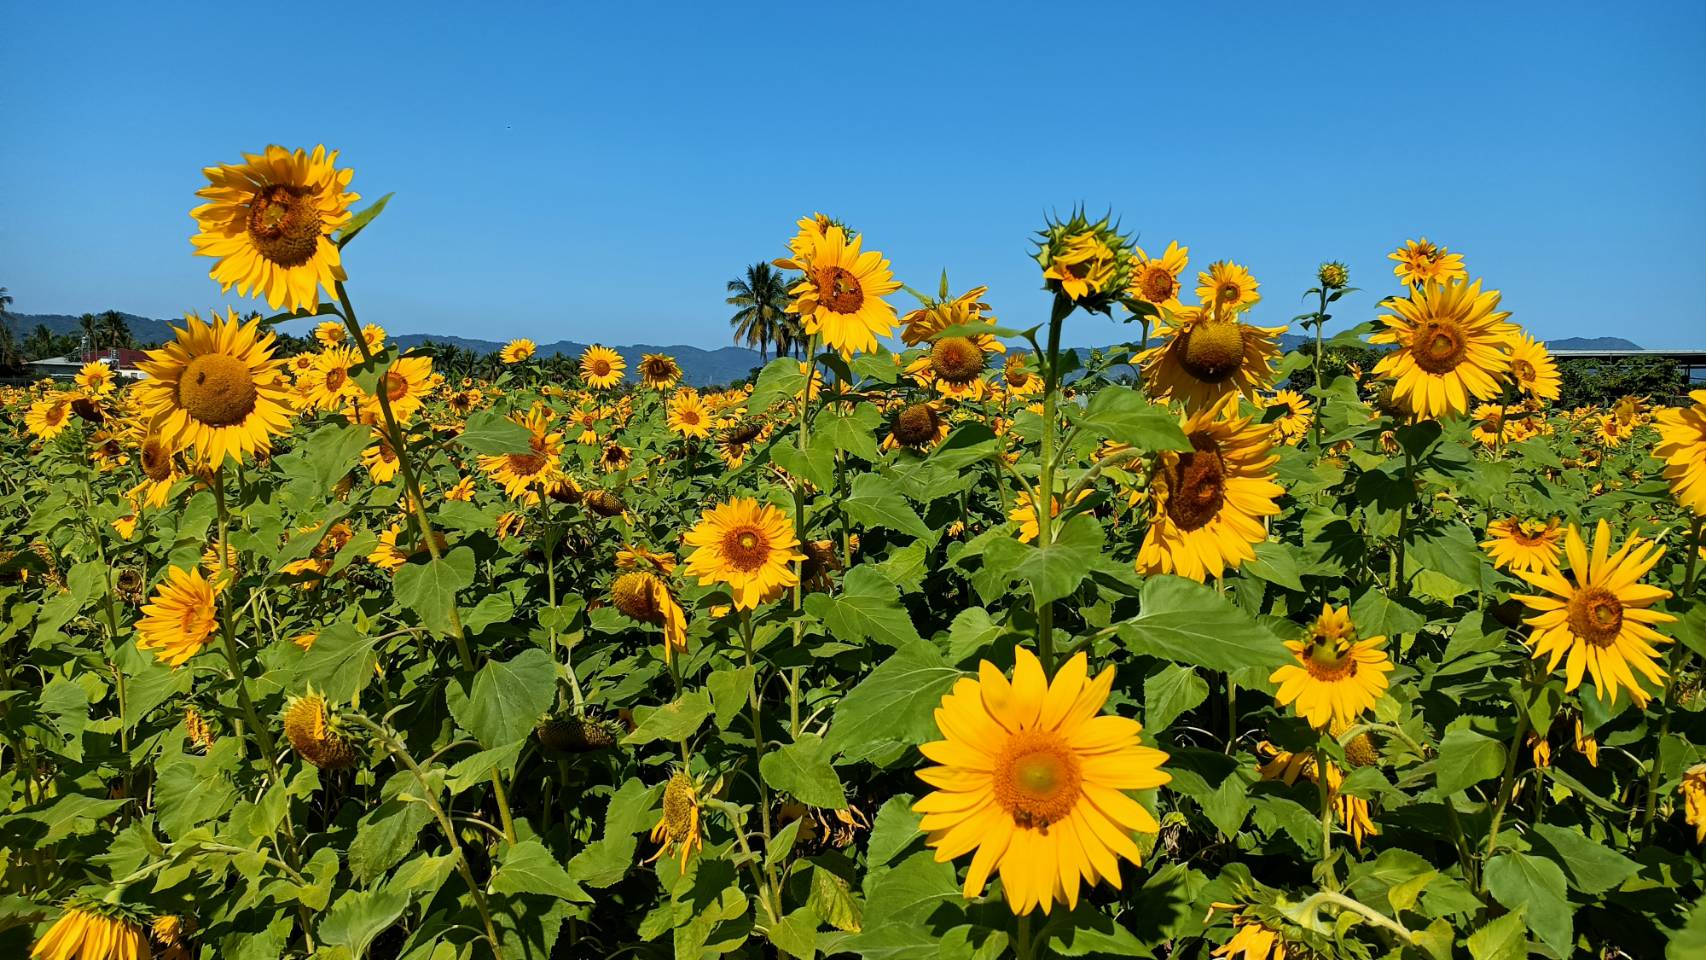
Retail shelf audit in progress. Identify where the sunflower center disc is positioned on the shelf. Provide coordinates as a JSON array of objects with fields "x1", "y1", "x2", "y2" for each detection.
[
  {"x1": 929, "y1": 337, "x2": 985, "y2": 384},
  {"x1": 1567, "y1": 586, "x2": 1624, "y2": 647},
  {"x1": 893, "y1": 404, "x2": 940, "y2": 448},
  {"x1": 178, "y1": 353, "x2": 259, "y2": 427},
  {"x1": 1180, "y1": 322, "x2": 1246, "y2": 383},
  {"x1": 1512, "y1": 359, "x2": 1536, "y2": 382},
  {"x1": 721, "y1": 527, "x2": 770, "y2": 572},
  {"x1": 1140, "y1": 267, "x2": 1176, "y2": 302},
  {"x1": 994, "y1": 731, "x2": 1082, "y2": 829},
  {"x1": 818, "y1": 266, "x2": 865, "y2": 314},
  {"x1": 507, "y1": 452, "x2": 546, "y2": 476},
  {"x1": 1166, "y1": 436, "x2": 1227, "y2": 532},
  {"x1": 141, "y1": 441, "x2": 174, "y2": 481},
  {"x1": 1305, "y1": 639, "x2": 1358, "y2": 680},
  {"x1": 1218, "y1": 281, "x2": 1242, "y2": 304},
  {"x1": 612, "y1": 571, "x2": 661, "y2": 622},
  {"x1": 246, "y1": 184, "x2": 322, "y2": 268},
  {"x1": 1005, "y1": 356, "x2": 1031, "y2": 388},
  {"x1": 1411, "y1": 319, "x2": 1468, "y2": 374}
]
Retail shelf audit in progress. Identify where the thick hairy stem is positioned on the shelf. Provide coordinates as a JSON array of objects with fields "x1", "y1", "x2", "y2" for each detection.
[
  {"x1": 1035, "y1": 298, "x2": 1069, "y2": 673},
  {"x1": 1643, "y1": 515, "x2": 1705, "y2": 839},
  {"x1": 1483, "y1": 696, "x2": 1534, "y2": 863}
]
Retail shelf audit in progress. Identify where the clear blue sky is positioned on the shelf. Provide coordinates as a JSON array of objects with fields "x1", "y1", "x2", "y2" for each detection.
[{"x1": 4, "y1": 2, "x2": 1704, "y2": 348}]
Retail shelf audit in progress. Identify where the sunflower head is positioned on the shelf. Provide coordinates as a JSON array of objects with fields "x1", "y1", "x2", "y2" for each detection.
[
  {"x1": 133, "y1": 309, "x2": 294, "y2": 465},
  {"x1": 282, "y1": 688, "x2": 360, "y2": 770},
  {"x1": 1035, "y1": 209, "x2": 1133, "y2": 313},
  {"x1": 500, "y1": 339, "x2": 536, "y2": 364},
  {"x1": 583, "y1": 489, "x2": 626, "y2": 518},
  {"x1": 640, "y1": 353, "x2": 682, "y2": 390},
  {"x1": 30, "y1": 902, "x2": 152, "y2": 960},
  {"x1": 890, "y1": 402, "x2": 945, "y2": 450},
  {"x1": 1317, "y1": 261, "x2": 1350, "y2": 290},
  {"x1": 536, "y1": 713, "x2": 621, "y2": 755},
  {"x1": 682, "y1": 497, "x2": 804, "y2": 610},
  {"x1": 647, "y1": 769, "x2": 705, "y2": 870}
]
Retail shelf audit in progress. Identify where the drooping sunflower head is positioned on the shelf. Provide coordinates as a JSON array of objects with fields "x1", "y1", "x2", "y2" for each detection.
[
  {"x1": 1368, "y1": 279, "x2": 1513, "y2": 421},
  {"x1": 282, "y1": 688, "x2": 360, "y2": 770},
  {"x1": 500, "y1": 339, "x2": 536, "y2": 364},
  {"x1": 1513, "y1": 520, "x2": 1676, "y2": 707},
  {"x1": 1139, "y1": 309, "x2": 1287, "y2": 413},
  {"x1": 25, "y1": 393, "x2": 75, "y2": 439},
  {"x1": 639, "y1": 353, "x2": 682, "y2": 390},
  {"x1": 190, "y1": 145, "x2": 358, "y2": 311},
  {"x1": 600, "y1": 442, "x2": 633, "y2": 473},
  {"x1": 900, "y1": 284, "x2": 995, "y2": 346},
  {"x1": 782, "y1": 224, "x2": 903, "y2": 356},
  {"x1": 681, "y1": 497, "x2": 804, "y2": 610},
  {"x1": 131, "y1": 309, "x2": 294, "y2": 465},
  {"x1": 583, "y1": 488, "x2": 627, "y2": 518},
  {"x1": 135, "y1": 566, "x2": 221, "y2": 668},
  {"x1": 1270, "y1": 604, "x2": 1393, "y2": 730},
  {"x1": 536, "y1": 713, "x2": 622, "y2": 755},
  {"x1": 184, "y1": 706, "x2": 216, "y2": 751},
  {"x1": 1195, "y1": 260, "x2": 1261, "y2": 313},
  {"x1": 30, "y1": 902, "x2": 151, "y2": 960},
  {"x1": 580, "y1": 345, "x2": 626, "y2": 389},
  {"x1": 915, "y1": 648, "x2": 1170, "y2": 916},
  {"x1": 647, "y1": 770, "x2": 704, "y2": 870},
  {"x1": 1035, "y1": 210, "x2": 1132, "y2": 313}
]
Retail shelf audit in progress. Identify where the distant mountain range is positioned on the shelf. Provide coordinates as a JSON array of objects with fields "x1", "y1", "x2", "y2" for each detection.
[{"x1": 3, "y1": 312, "x2": 1647, "y2": 386}]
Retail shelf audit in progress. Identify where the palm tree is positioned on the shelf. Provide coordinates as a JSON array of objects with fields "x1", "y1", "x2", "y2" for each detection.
[
  {"x1": 0, "y1": 287, "x2": 15, "y2": 371},
  {"x1": 78, "y1": 313, "x2": 99, "y2": 357},
  {"x1": 98, "y1": 310, "x2": 133, "y2": 351},
  {"x1": 726, "y1": 262, "x2": 790, "y2": 361},
  {"x1": 25, "y1": 324, "x2": 55, "y2": 361}
]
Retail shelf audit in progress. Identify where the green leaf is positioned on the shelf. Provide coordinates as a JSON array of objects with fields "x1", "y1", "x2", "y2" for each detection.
[
  {"x1": 768, "y1": 906, "x2": 819, "y2": 960},
  {"x1": 1668, "y1": 897, "x2": 1706, "y2": 960},
  {"x1": 865, "y1": 794, "x2": 922, "y2": 869},
  {"x1": 1118, "y1": 576, "x2": 1287, "y2": 678},
  {"x1": 1350, "y1": 588, "x2": 1426, "y2": 639},
  {"x1": 1530, "y1": 823, "x2": 1639, "y2": 894},
  {"x1": 760, "y1": 734, "x2": 847, "y2": 810},
  {"x1": 1144, "y1": 664, "x2": 1208, "y2": 732},
  {"x1": 348, "y1": 794, "x2": 434, "y2": 885},
  {"x1": 750, "y1": 357, "x2": 808, "y2": 411},
  {"x1": 1075, "y1": 386, "x2": 1190, "y2": 450},
  {"x1": 490, "y1": 839, "x2": 591, "y2": 903},
  {"x1": 804, "y1": 565, "x2": 922, "y2": 648},
  {"x1": 1005, "y1": 514, "x2": 1105, "y2": 605},
  {"x1": 448, "y1": 647, "x2": 557, "y2": 748},
  {"x1": 336, "y1": 192, "x2": 394, "y2": 248},
  {"x1": 458, "y1": 410, "x2": 534, "y2": 455},
  {"x1": 945, "y1": 607, "x2": 1006, "y2": 664},
  {"x1": 1433, "y1": 726, "x2": 1505, "y2": 798},
  {"x1": 291, "y1": 622, "x2": 377, "y2": 703},
  {"x1": 1483, "y1": 852, "x2": 1572, "y2": 956},
  {"x1": 393, "y1": 546, "x2": 475, "y2": 637},
  {"x1": 842, "y1": 474, "x2": 931, "y2": 540},
  {"x1": 1243, "y1": 541, "x2": 1304, "y2": 591},
  {"x1": 624, "y1": 690, "x2": 714, "y2": 745},
  {"x1": 317, "y1": 885, "x2": 410, "y2": 960},
  {"x1": 824, "y1": 406, "x2": 883, "y2": 463},
  {"x1": 304, "y1": 422, "x2": 370, "y2": 489},
  {"x1": 707, "y1": 666, "x2": 755, "y2": 730},
  {"x1": 826, "y1": 640, "x2": 961, "y2": 763},
  {"x1": 808, "y1": 866, "x2": 862, "y2": 933}
]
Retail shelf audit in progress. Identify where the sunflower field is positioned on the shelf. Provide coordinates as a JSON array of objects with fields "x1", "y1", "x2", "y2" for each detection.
[{"x1": 6, "y1": 146, "x2": 1706, "y2": 960}]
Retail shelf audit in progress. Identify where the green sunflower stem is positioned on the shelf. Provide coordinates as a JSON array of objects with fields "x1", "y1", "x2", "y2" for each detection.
[
  {"x1": 1310, "y1": 287, "x2": 1328, "y2": 455},
  {"x1": 1035, "y1": 295, "x2": 1072, "y2": 675},
  {"x1": 1316, "y1": 736, "x2": 1337, "y2": 891},
  {"x1": 789, "y1": 334, "x2": 817, "y2": 740},
  {"x1": 1483, "y1": 690, "x2": 1534, "y2": 865}
]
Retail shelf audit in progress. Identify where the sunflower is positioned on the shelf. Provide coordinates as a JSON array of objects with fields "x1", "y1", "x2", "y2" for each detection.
[
  {"x1": 640, "y1": 353, "x2": 682, "y2": 390},
  {"x1": 1387, "y1": 237, "x2": 1466, "y2": 287},
  {"x1": 313, "y1": 320, "x2": 347, "y2": 348},
  {"x1": 667, "y1": 391, "x2": 713, "y2": 439},
  {"x1": 600, "y1": 441, "x2": 633, "y2": 473},
  {"x1": 359, "y1": 355, "x2": 434, "y2": 424},
  {"x1": 611, "y1": 567, "x2": 688, "y2": 661},
  {"x1": 362, "y1": 431, "x2": 401, "y2": 484},
  {"x1": 1009, "y1": 489, "x2": 1090, "y2": 544},
  {"x1": 1368, "y1": 279, "x2": 1512, "y2": 421},
  {"x1": 1002, "y1": 353, "x2": 1042, "y2": 398},
  {"x1": 282, "y1": 688, "x2": 359, "y2": 769},
  {"x1": 908, "y1": 331, "x2": 1005, "y2": 401},
  {"x1": 885, "y1": 402, "x2": 950, "y2": 452},
  {"x1": 75, "y1": 362, "x2": 116, "y2": 396},
  {"x1": 572, "y1": 345, "x2": 622, "y2": 389},
  {"x1": 1211, "y1": 910, "x2": 1289, "y2": 960},
  {"x1": 1139, "y1": 308, "x2": 1287, "y2": 412},
  {"x1": 500, "y1": 339, "x2": 536, "y2": 364},
  {"x1": 1655, "y1": 391, "x2": 1706, "y2": 515},
  {"x1": 1682, "y1": 765, "x2": 1706, "y2": 844},
  {"x1": 1507, "y1": 332, "x2": 1561, "y2": 402},
  {"x1": 783, "y1": 224, "x2": 902, "y2": 356},
  {"x1": 1137, "y1": 396, "x2": 1283, "y2": 581},
  {"x1": 25, "y1": 393, "x2": 75, "y2": 439},
  {"x1": 135, "y1": 566, "x2": 220, "y2": 668},
  {"x1": 190, "y1": 144, "x2": 358, "y2": 311},
  {"x1": 1038, "y1": 217, "x2": 1128, "y2": 308},
  {"x1": 1482, "y1": 517, "x2": 1563, "y2": 573},
  {"x1": 133, "y1": 310, "x2": 294, "y2": 465},
  {"x1": 445, "y1": 475, "x2": 476, "y2": 501},
  {"x1": 647, "y1": 771, "x2": 704, "y2": 870},
  {"x1": 130, "y1": 432, "x2": 185, "y2": 509},
  {"x1": 302, "y1": 346, "x2": 361, "y2": 412},
  {"x1": 914, "y1": 648, "x2": 1170, "y2": 915},
  {"x1": 495, "y1": 511, "x2": 527, "y2": 540},
  {"x1": 1270, "y1": 604, "x2": 1392, "y2": 730},
  {"x1": 30, "y1": 904, "x2": 150, "y2": 960},
  {"x1": 1254, "y1": 740, "x2": 1378, "y2": 851},
  {"x1": 682, "y1": 497, "x2": 804, "y2": 610},
  {"x1": 1195, "y1": 261, "x2": 1260, "y2": 313},
  {"x1": 900, "y1": 285, "x2": 996, "y2": 346},
  {"x1": 1594, "y1": 414, "x2": 1630, "y2": 447},
  {"x1": 1265, "y1": 390, "x2": 1313, "y2": 446},
  {"x1": 184, "y1": 707, "x2": 216, "y2": 751},
  {"x1": 1513, "y1": 520, "x2": 1675, "y2": 707},
  {"x1": 477, "y1": 407, "x2": 563, "y2": 499},
  {"x1": 1128, "y1": 241, "x2": 1189, "y2": 311}
]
